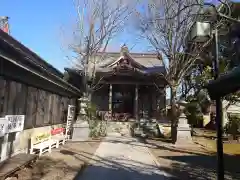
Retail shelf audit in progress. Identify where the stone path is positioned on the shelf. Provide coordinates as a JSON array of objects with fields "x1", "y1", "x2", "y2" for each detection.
[{"x1": 76, "y1": 133, "x2": 170, "y2": 180}]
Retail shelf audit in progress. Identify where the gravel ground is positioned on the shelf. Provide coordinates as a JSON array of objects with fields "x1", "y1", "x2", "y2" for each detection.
[
  {"x1": 145, "y1": 138, "x2": 240, "y2": 180},
  {"x1": 6, "y1": 140, "x2": 101, "y2": 180}
]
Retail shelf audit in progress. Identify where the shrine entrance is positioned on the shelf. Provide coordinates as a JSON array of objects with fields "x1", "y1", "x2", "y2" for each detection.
[
  {"x1": 112, "y1": 84, "x2": 135, "y2": 117},
  {"x1": 89, "y1": 45, "x2": 167, "y2": 122}
]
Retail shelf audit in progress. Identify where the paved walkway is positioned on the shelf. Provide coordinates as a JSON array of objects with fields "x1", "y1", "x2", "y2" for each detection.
[{"x1": 77, "y1": 133, "x2": 170, "y2": 180}]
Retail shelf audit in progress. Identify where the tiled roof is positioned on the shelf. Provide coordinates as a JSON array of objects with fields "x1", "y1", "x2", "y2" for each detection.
[{"x1": 95, "y1": 52, "x2": 163, "y2": 69}]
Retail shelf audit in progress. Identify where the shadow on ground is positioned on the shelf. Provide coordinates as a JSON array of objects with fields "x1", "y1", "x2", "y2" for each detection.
[
  {"x1": 73, "y1": 164, "x2": 167, "y2": 180},
  {"x1": 12, "y1": 139, "x2": 240, "y2": 180},
  {"x1": 143, "y1": 138, "x2": 240, "y2": 180},
  {"x1": 61, "y1": 148, "x2": 171, "y2": 180},
  {"x1": 102, "y1": 136, "x2": 240, "y2": 179},
  {"x1": 9, "y1": 141, "x2": 100, "y2": 180},
  {"x1": 29, "y1": 156, "x2": 83, "y2": 180},
  {"x1": 64, "y1": 138, "x2": 240, "y2": 179},
  {"x1": 158, "y1": 155, "x2": 240, "y2": 180}
]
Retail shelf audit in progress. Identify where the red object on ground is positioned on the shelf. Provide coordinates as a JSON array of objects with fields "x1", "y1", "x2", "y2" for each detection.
[{"x1": 51, "y1": 128, "x2": 65, "y2": 135}]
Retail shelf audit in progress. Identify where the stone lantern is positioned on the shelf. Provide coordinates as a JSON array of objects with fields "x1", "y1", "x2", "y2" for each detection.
[
  {"x1": 72, "y1": 94, "x2": 90, "y2": 141},
  {"x1": 175, "y1": 100, "x2": 193, "y2": 146},
  {"x1": 78, "y1": 92, "x2": 91, "y2": 119},
  {"x1": 79, "y1": 95, "x2": 89, "y2": 118}
]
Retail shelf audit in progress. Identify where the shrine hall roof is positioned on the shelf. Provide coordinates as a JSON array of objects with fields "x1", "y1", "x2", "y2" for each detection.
[{"x1": 95, "y1": 52, "x2": 163, "y2": 68}]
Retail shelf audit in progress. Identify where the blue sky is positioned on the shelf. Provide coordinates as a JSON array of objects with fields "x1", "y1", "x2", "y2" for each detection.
[
  {"x1": 0, "y1": 1, "x2": 75, "y2": 71},
  {"x1": 1, "y1": 0, "x2": 239, "y2": 100},
  {"x1": 0, "y1": 0, "x2": 150, "y2": 72},
  {"x1": 1, "y1": 0, "x2": 239, "y2": 72}
]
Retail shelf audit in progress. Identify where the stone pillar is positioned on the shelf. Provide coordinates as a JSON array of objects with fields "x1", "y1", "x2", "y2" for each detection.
[
  {"x1": 175, "y1": 113, "x2": 193, "y2": 146},
  {"x1": 72, "y1": 100, "x2": 90, "y2": 141},
  {"x1": 135, "y1": 84, "x2": 139, "y2": 120},
  {"x1": 109, "y1": 84, "x2": 112, "y2": 115}
]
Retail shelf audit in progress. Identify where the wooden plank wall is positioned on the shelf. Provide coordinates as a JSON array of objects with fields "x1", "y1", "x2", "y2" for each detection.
[{"x1": 0, "y1": 76, "x2": 76, "y2": 129}]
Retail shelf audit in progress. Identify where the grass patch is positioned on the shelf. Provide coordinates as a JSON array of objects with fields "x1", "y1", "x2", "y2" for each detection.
[
  {"x1": 193, "y1": 128, "x2": 240, "y2": 156},
  {"x1": 195, "y1": 137, "x2": 240, "y2": 155},
  {"x1": 148, "y1": 136, "x2": 240, "y2": 179}
]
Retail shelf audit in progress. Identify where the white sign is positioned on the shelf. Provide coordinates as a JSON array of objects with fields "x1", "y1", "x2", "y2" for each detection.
[
  {"x1": 67, "y1": 105, "x2": 75, "y2": 119},
  {"x1": 5, "y1": 115, "x2": 25, "y2": 133},
  {"x1": 0, "y1": 118, "x2": 7, "y2": 137}
]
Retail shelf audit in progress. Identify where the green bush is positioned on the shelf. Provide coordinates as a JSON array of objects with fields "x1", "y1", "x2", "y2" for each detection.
[
  {"x1": 86, "y1": 103, "x2": 97, "y2": 120},
  {"x1": 184, "y1": 101, "x2": 203, "y2": 127},
  {"x1": 225, "y1": 115, "x2": 240, "y2": 140},
  {"x1": 86, "y1": 103, "x2": 107, "y2": 138},
  {"x1": 89, "y1": 119, "x2": 107, "y2": 138}
]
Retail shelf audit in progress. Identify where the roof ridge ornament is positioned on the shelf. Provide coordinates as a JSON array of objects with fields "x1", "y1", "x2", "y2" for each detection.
[{"x1": 120, "y1": 43, "x2": 129, "y2": 56}]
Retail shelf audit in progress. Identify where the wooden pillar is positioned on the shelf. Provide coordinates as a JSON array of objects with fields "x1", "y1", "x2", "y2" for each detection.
[
  {"x1": 135, "y1": 84, "x2": 139, "y2": 120},
  {"x1": 109, "y1": 84, "x2": 112, "y2": 115}
]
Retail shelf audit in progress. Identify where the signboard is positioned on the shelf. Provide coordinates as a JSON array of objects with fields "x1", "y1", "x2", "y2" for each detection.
[
  {"x1": 0, "y1": 118, "x2": 7, "y2": 137},
  {"x1": 67, "y1": 105, "x2": 75, "y2": 119},
  {"x1": 5, "y1": 115, "x2": 25, "y2": 133},
  {"x1": 66, "y1": 105, "x2": 76, "y2": 140}
]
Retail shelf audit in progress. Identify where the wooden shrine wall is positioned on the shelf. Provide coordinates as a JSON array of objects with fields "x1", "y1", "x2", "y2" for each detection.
[
  {"x1": 0, "y1": 76, "x2": 77, "y2": 129},
  {"x1": 91, "y1": 85, "x2": 109, "y2": 111},
  {"x1": 138, "y1": 86, "x2": 166, "y2": 119}
]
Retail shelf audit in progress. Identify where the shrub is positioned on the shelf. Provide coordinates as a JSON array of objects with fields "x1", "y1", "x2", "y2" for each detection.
[
  {"x1": 86, "y1": 103, "x2": 107, "y2": 138},
  {"x1": 225, "y1": 115, "x2": 240, "y2": 140},
  {"x1": 184, "y1": 101, "x2": 203, "y2": 127},
  {"x1": 86, "y1": 103, "x2": 97, "y2": 120},
  {"x1": 88, "y1": 119, "x2": 107, "y2": 138}
]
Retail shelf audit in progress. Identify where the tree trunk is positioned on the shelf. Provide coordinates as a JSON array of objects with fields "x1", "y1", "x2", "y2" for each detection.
[{"x1": 170, "y1": 86, "x2": 178, "y2": 144}]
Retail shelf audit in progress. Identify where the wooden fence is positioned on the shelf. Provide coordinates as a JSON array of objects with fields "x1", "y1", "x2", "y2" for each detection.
[
  {"x1": 0, "y1": 76, "x2": 76, "y2": 129},
  {"x1": 0, "y1": 28, "x2": 81, "y2": 130}
]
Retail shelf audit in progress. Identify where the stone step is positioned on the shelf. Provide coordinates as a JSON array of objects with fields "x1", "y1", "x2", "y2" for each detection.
[
  {"x1": 107, "y1": 132, "x2": 122, "y2": 137},
  {"x1": 72, "y1": 121, "x2": 90, "y2": 141},
  {"x1": 106, "y1": 122, "x2": 131, "y2": 137}
]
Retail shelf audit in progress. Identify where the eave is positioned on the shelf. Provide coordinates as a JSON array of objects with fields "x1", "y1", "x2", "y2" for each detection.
[{"x1": 0, "y1": 30, "x2": 81, "y2": 97}]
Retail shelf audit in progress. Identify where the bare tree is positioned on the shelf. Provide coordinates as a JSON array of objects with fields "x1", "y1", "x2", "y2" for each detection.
[
  {"x1": 68, "y1": 0, "x2": 135, "y2": 99},
  {"x1": 135, "y1": 0, "x2": 217, "y2": 142}
]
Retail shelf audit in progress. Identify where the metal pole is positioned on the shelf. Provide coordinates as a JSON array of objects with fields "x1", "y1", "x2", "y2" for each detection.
[{"x1": 213, "y1": 29, "x2": 224, "y2": 180}]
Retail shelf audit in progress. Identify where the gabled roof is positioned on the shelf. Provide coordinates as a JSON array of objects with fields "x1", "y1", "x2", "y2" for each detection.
[
  {"x1": 96, "y1": 51, "x2": 163, "y2": 69},
  {"x1": 105, "y1": 53, "x2": 146, "y2": 70},
  {"x1": 86, "y1": 45, "x2": 166, "y2": 79}
]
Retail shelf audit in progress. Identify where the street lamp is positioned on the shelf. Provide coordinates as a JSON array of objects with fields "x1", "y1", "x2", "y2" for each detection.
[
  {"x1": 187, "y1": 21, "x2": 212, "y2": 43},
  {"x1": 186, "y1": 6, "x2": 224, "y2": 180},
  {"x1": 187, "y1": 2, "x2": 240, "y2": 179},
  {"x1": 186, "y1": 2, "x2": 240, "y2": 180}
]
